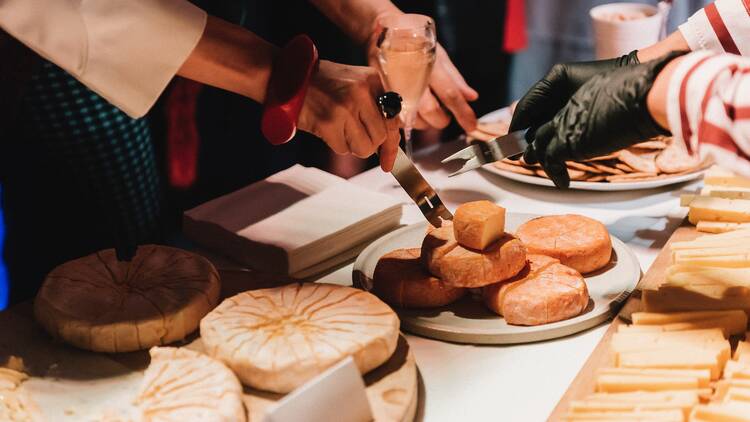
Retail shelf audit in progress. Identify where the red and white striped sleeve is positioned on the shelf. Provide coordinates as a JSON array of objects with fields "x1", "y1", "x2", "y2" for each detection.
[
  {"x1": 679, "y1": 0, "x2": 750, "y2": 55},
  {"x1": 666, "y1": 51, "x2": 750, "y2": 176}
]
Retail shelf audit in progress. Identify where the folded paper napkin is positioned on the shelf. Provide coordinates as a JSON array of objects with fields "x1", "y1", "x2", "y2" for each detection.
[{"x1": 184, "y1": 165, "x2": 402, "y2": 277}]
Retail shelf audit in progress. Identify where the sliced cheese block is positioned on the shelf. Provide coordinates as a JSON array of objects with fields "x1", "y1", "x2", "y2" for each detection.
[
  {"x1": 617, "y1": 349, "x2": 722, "y2": 380},
  {"x1": 596, "y1": 373, "x2": 700, "y2": 392},
  {"x1": 452, "y1": 201, "x2": 506, "y2": 250},
  {"x1": 598, "y1": 367, "x2": 711, "y2": 388},
  {"x1": 704, "y1": 166, "x2": 750, "y2": 188},
  {"x1": 515, "y1": 214, "x2": 612, "y2": 274},
  {"x1": 690, "y1": 402, "x2": 750, "y2": 422},
  {"x1": 34, "y1": 245, "x2": 221, "y2": 353},
  {"x1": 688, "y1": 197, "x2": 750, "y2": 224},
  {"x1": 565, "y1": 410, "x2": 684, "y2": 421},
  {"x1": 632, "y1": 310, "x2": 747, "y2": 325},
  {"x1": 643, "y1": 285, "x2": 750, "y2": 313},
  {"x1": 105, "y1": 347, "x2": 246, "y2": 421},
  {"x1": 0, "y1": 368, "x2": 42, "y2": 422},
  {"x1": 422, "y1": 225, "x2": 527, "y2": 287},
  {"x1": 697, "y1": 221, "x2": 750, "y2": 233},
  {"x1": 200, "y1": 283, "x2": 399, "y2": 393}
]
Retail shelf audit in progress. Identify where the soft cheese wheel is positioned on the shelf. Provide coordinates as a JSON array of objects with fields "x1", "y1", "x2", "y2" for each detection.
[
  {"x1": 373, "y1": 248, "x2": 466, "y2": 308},
  {"x1": 482, "y1": 254, "x2": 589, "y2": 326},
  {"x1": 421, "y1": 225, "x2": 527, "y2": 287},
  {"x1": 516, "y1": 214, "x2": 612, "y2": 274},
  {"x1": 104, "y1": 347, "x2": 245, "y2": 422},
  {"x1": 453, "y1": 200, "x2": 506, "y2": 250},
  {"x1": 200, "y1": 283, "x2": 399, "y2": 393},
  {"x1": 34, "y1": 245, "x2": 220, "y2": 353}
]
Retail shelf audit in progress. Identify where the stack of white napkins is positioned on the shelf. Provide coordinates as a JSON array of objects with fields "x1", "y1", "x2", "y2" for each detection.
[{"x1": 184, "y1": 165, "x2": 402, "y2": 278}]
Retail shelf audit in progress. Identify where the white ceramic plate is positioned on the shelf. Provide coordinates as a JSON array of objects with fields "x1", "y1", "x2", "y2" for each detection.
[
  {"x1": 352, "y1": 213, "x2": 641, "y2": 344},
  {"x1": 477, "y1": 108, "x2": 705, "y2": 191}
]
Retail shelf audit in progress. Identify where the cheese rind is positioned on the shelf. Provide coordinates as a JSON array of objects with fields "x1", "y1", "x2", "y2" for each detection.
[{"x1": 452, "y1": 201, "x2": 506, "y2": 250}]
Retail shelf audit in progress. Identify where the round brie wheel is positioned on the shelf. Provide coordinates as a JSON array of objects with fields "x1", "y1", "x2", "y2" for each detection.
[
  {"x1": 200, "y1": 283, "x2": 400, "y2": 393},
  {"x1": 34, "y1": 245, "x2": 221, "y2": 353}
]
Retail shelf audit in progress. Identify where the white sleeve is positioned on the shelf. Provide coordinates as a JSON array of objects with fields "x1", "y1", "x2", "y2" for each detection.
[
  {"x1": 667, "y1": 51, "x2": 750, "y2": 177},
  {"x1": 0, "y1": 0, "x2": 207, "y2": 118},
  {"x1": 679, "y1": 0, "x2": 750, "y2": 56}
]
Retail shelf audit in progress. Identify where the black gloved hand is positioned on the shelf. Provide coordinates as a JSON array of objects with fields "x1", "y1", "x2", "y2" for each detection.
[
  {"x1": 509, "y1": 50, "x2": 640, "y2": 132},
  {"x1": 524, "y1": 50, "x2": 686, "y2": 188}
]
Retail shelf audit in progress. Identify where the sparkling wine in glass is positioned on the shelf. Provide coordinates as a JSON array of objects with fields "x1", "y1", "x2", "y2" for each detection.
[{"x1": 376, "y1": 14, "x2": 437, "y2": 158}]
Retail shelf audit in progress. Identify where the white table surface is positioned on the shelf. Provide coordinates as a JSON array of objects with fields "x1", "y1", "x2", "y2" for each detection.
[{"x1": 317, "y1": 140, "x2": 701, "y2": 422}]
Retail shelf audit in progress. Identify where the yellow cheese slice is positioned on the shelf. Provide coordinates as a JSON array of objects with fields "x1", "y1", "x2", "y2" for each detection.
[
  {"x1": 724, "y1": 360, "x2": 750, "y2": 379},
  {"x1": 599, "y1": 365, "x2": 713, "y2": 388},
  {"x1": 724, "y1": 387, "x2": 750, "y2": 403},
  {"x1": 734, "y1": 342, "x2": 750, "y2": 361},
  {"x1": 565, "y1": 410, "x2": 685, "y2": 421},
  {"x1": 617, "y1": 349, "x2": 722, "y2": 380},
  {"x1": 596, "y1": 373, "x2": 700, "y2": 393},
  {"x1": 704, "y1": 166, "x2": 750, "y2": 188},
  {"x1": 702, "y1": 185, "x2": 750, "y2": 199},
  {"x1": 569, "y1": 395, "x2": 698, "y2": 419},
  {"x1": 612, "y1": 329, "x2": 725, "y2": 341},
  {"x1": 696, "y1": 221, "x2": 750, "y2": 234},
  {"x1": 667, "y1": 267, "x2": 750, "y2": 288},
  {"x1": 587, "y1": 389, "x2": 708, "y2": 403},
  {"x1": 690, "y1": 402, "x2": 750, "y2": 422},
  {"x1": 671, "y1": 229, "x2": 750, "y2": 249},
  {"x1": 643, "y1": 284, "x2": 750, "y2": 313},
  {"x1": 673, "y1": 254, "x2": 750, "y2": 268},
  {"x1": 632, "y1": 310, "x2": 746, "y2": 325},
  {"x1": 688, "y1": 196, "x2": 750, "y2": 224},
  {"x1": 452, "y1": 201, "x2": 506, "y2": 250}
]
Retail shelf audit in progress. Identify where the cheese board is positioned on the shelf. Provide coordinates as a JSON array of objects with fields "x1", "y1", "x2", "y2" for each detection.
[
  {"x1": 0, "y1": 270, "x2": 419, "y2": 421},
  {"x1": 353, "y1": 212, "x2": 641, "y2": 344},
  {"x1": 547, "y1": 224, "x2": 702, "y2": 420}
]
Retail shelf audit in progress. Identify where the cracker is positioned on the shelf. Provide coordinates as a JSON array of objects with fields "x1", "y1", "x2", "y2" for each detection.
[
  {"x1": 617, "y1": 149, "x2": 658, "y2": 174},
  {"x1": 614, "y1": 162, "x2": 634, "y2": 173},
  {"x1": 566, "y1": 161, "x2": 601, "y2": 173},
  {"x1": 631, "y1": 140, "x2": 668, "y2": 150},
  {"x1": 582, "y1": 153, "x2": 619, "y2": 162},
  {"x1": 534, "y1": 168, "x2": 587, "y2": 181},
  {"x1": 495, "y1": 161, "x2": 536, "y2": 176},
  {"x1": 606, "y1": 172, "x2": 659, "y2": 182},
  {"x1": 584, "y1": 175, "x2": 607, "y2": 182},
  {"x1": 591, "y1": 162, "x2": 625, "y2": 175},
  {"x1": 655, "y1": 139, "x2": 701, "y2": 174}
]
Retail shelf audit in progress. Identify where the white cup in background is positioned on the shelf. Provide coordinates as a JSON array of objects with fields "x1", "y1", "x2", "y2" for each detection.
[{"x1": 590, "y1": 3, "x2": 662, "y2": 59}]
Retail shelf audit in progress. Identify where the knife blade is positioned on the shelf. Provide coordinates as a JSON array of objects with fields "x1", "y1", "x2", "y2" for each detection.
[
  {"x1": 391, "y1": 147, "x2": 453, "y2": 227},
  {"x1": 441, "y1": 130, "x2": 527, "y2": 177}
]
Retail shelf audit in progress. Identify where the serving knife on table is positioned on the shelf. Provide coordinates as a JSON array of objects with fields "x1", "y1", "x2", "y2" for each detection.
[
  {"x1": 441, "y1": 130, "x2": 527, "y2": 177},
  {"x1": 378, "y1": 92, "x2": 453, "y2": 227}
]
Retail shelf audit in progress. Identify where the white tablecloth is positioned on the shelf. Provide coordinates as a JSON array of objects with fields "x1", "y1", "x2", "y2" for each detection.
[{"x1": 317, "y1": 140, "x2": 700, "y2": 422}]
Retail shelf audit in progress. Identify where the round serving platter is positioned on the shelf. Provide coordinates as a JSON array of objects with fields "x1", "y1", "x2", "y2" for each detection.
[
  {"x1": 352, "y1": 213, "x2": 641, "y2": 344},
  {"x1": 476, "y1": 108, "x2": 705, "y2": 191}
]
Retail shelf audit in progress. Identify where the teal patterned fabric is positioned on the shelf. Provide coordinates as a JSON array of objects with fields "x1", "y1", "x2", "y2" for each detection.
[{"x1": 2, "y1": 61, "x2": 162, "y2": 303}]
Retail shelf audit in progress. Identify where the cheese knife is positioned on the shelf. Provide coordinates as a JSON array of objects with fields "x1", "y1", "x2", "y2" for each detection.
[
  {"x1": 441, "y1": 130, "x2": 527, "y2": 177},
  {"x1": 378, "y1": 93, "x2": 453, "y2": 227}
]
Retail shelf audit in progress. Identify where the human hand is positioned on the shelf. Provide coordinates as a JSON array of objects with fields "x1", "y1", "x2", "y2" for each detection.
[
  {"x1": 298, "y1": 60, "x2": 400, "y2": 171},
  {"x1": 414, "y1": 44, "x2": 479, "y2": 132},
  {"x1": 523, "y1": 51, "x2": 684, "y2": 188},
  {"x1": 509, "y1": 51, "x2": 640, "y2": 133}
]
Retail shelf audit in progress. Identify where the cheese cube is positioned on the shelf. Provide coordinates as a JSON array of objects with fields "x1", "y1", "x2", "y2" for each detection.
[
  {"x1": 688, "y1": 197, "x2": 750, "y2": 224},
  {"x1": 452, "y1": 201, "x2": 506, "y2": 250},
  {"x1": 705, "y1": 166, "x2": 750, "y2": 188}
]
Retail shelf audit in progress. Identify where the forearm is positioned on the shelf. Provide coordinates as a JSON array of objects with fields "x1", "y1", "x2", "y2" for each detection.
[
  {"x1": 646, "y1": 55, "x2": 681, "y2": 129},
  {"x1": 309, "y1": 0, "x2": 401, "y2": 45},
  {"x1": 178, "y1": 15, "x2": 278, "y2": 103},
  {"x1": 638, "y1": 31, "x2": 690, "y2": 62}
]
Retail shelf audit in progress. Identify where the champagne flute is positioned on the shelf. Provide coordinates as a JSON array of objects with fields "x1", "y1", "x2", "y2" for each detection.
[{"x1": 375, "y1": 14, "x2": 437, "y2": 159}]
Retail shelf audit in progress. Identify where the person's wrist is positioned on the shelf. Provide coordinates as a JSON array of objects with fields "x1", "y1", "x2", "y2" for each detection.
[{"x1": 646, "y1": 54, "x2": 685, "y2": 131}]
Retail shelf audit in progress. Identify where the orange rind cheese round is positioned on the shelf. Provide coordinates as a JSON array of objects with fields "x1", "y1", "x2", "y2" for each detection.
[
  {"x1": 515, "y1": 214, "x2": 612, "y2": 274},
  {"x1": 34, "y1": 245, "x2": 221, "y2": 353},
  {"x1": 453, "y1": 200, "x2": 506, "y2": 250},
  {"x1": 421, "y1": 225, "x2": 527, "y2": 288},
  {"x1": 373, "y1": 248, "x2": 466, "y2": 308},
  {"x1": 483, "y1": 254, "x2": 589, "y2": 326}
]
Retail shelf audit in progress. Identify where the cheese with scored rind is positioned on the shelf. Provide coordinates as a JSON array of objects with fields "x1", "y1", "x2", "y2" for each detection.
[{"x1": 200, "y1": 283, "x2": 399, "y2": 393}]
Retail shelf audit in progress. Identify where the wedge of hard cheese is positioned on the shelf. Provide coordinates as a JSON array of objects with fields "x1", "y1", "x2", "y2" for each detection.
[{"x1": 452, "y1": 200, "x2": 506, "y2": 250}]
